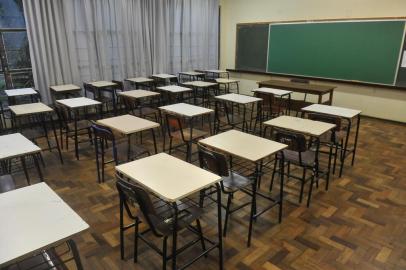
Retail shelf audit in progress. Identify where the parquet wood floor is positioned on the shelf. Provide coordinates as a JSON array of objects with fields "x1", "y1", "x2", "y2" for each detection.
[{"x1": 10, "y1": 117, "x2": 406, "y2": 270}]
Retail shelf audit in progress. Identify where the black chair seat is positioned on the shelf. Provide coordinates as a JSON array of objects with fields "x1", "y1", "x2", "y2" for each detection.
[
  {"x1": 172, "y1": 128, "x2": 207, "y2": 141},
  {"x1": 278, "y1": 149, "x2": 316, "y2": 167},
  {"x1": 0, "y1": 174, "x2": 16, "y2": 193},
  {"x1": 319, "y1": 130, "x2": 346, "y2": 144},
  {"x1": 66, "y1": 119, "x2": 91, "y2": 131},
  {"x1": 152, "y1": 204, "x2": 203, "y2": 236},
  {"x1": 115, "y1": 142, "x2": 150, "y2": 163},
  {"x1": 222, "y1": 171, "x2": 253, "y2": 192}
]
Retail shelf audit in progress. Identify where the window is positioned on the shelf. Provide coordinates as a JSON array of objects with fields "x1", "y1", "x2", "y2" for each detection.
[{"x1": 0, "y1": 0, "x2": 33, "y2": 92}]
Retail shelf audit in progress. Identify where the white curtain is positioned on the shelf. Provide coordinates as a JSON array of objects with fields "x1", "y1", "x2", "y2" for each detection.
[{"x1": 23, "y1": 0, "x2": 219, "y2": 103}]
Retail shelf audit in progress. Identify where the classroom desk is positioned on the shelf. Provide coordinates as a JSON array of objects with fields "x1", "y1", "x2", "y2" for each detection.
[
  {"x1": 116, "y1": 153, "x2": 223, "y2": 270},
  {"x1": 252, "y1": 87, "x2": 292, "y2": 115},
  {"x1": 8, "y1": 102, "x2": 63, "y2": 164},
  {"x1": 214, "y1": 93, "x2": 262, "y2": 133},
  {"x1": 56, "y1": 97, "x2": 102, "y2": 160},
  {"x1": 204, "y1": 69, "x2": 229, "y2": 79},
  {"x1": 0, "y1": 182, "x2": 89, "y2": 267},
  {"x1": 5, "y1": 88, "x2": 39, "y2": 105},
  {"x1": 182, "y1": 80, "x2": 218, "y2": 106},
  {"x1": 156, "y1": 85, "x2": 192, "y2": 104},
  {"x1": 215, "y1": 78, "x2": 239, "y2": 94},
  {"x1": 199, "y1": 130, "x2": 287, "y2": 246},
  {"x1": 97, "y1": 114, "x2": 159, "y2": 155},
  {"x1": 301, "y1": 104, "x2": 362, "y2": 177},
  {"x1": 49, "y1": 84, "x2": 81, "y2": 101},
  {"x1": 117, "y1": 89, "x2": 160, "y2": 115},
  {"x1": 0, "y1": 133, "x2": 42, "y2": 184},
  {"x1": 159, "y1": 103, "x2": 213, "y2": 162},
  {"x1": 88, "y1": 81, "x2": 118, "y2": 113},
  {"x1": 179, "y1": 71, "x2": 205, "y2": 82},
  {"x1": 263, "y1": 115, "x2": 336, "y2": 191},
  {"x1": 125, "y1": 77, "x2": 155, "y2": 89},
  {"x1": 257, "y1": 79, "x2": 336, "y2": 109}
]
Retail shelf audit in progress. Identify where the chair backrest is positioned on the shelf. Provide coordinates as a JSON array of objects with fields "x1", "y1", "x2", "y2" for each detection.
[
  {"x1": 83, "y1": 83, "x2": 95, "y2": 98},
  {"x1": 273, "y1": 129, "x2": 307, "y2": 153},
  {"x1": 165, "y1": 113, "x2": 186, "y2": 140},
  {"x1": 169, "y1": 76, "x2": 178, "y2": 85},
  {"x1": 116, "y1": 178, "x2": 163, "y2": 237},
  {"x1": 91, "y1": 121, "x2": 115, "y2": 142},
  {"x1": 198, "y1": 145, "x2": 229, "y2": 177},
  {"x1": 307, "y1": 112, "x2": 342, "y2": 131},
  {"x1": 254, "y1": 92, "x2": 273, "y2": 111}
]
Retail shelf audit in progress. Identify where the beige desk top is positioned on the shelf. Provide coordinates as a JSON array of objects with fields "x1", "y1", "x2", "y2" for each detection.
[
  {"x1": 179, "y1": 71, "x2": 205, "y2": 76},
  {"x1": 215, "y1": 78, "x2": 239, "y2": 84},
  {"x1": 0, "y1": 133, "x2": 41, "y2": 160},
  {"x1": 252, "y1": 87, "x2": 293, "y2": 96},
  {"x1": 183, "y1": 81, "x2": 218, "y2": 88},
  {"x1": 264, "y1": 115, "x2": 336, "y2": 137},
  {"x1": 302, "y1": 104, "x2": 361, "y2": 119},
  {"x1": 152, "y1": 74, "x2": 177, "y2": 79},
  {"x1": 159, "y1": 103, "x2": 213, "y2": 118},
  {"x1": 97, "y1": 114, "x2": 159, "y2": 135},
  {"x1": 56, "y1": 97, "x2": 101, "y2": 109},
  {"x1": 89, "y1": 81, "x2": 117, "y2": 88},
  {"x1": 5, "y1": 88, "x2": 37, "y2": 97},
  {"x1": 49, "y1": 84, "x2": 81, "y2": 92},
  {"x1": 215, "y1": 93, "x2": 262, "y2": 105},
  {"x1": 205, "y1": 69, "x2": 228, "y2": 74},
  {"x1": 0, "y1": 183, "x2": 89, "y2": 266},
  {"x1": 125, "y1": 77, "x2": 154, "y2": 83},
  {"x1": 199, "y1": 130, "x2": 287, "y2": 163},
  {"x1": 157, "y1": 85, "x2": 192, "y2": 93},
  {"x1": 116, "y1": 153, "x2": 221, "y2": 202},
  {"x1": 117, "y1": 89, "x2": 160, "y2": 99},
  {"x1": 9, "y1": 103, "x2": 53, "y2": 116}
]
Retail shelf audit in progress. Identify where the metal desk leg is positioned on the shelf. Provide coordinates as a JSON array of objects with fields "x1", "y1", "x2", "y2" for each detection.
[
  {"x1": 74, "y1": 111, "x2": 79, "y2": 160},
  {"x1": 151, "y1": 129, "x2": 158, "y2": 154},
  {"x1": 351, "y1": 115, "x2": 361, "y2": 165},
  {"x1": 33, "y1": 153, "x2": 43, "y2": 182},
  {"x1": 215, "y1": 183, "x2": 224, "y2": 270},
  {"x1": 20, "y1": 156, "x2": 30, "y2": 185},
  {"x1": 339, "y1": 119, "x2": 352, "y2": 177},
  {"x1": 247, "y1": 162, "x2": 259, "y2": 247},
  {"x1": 49, "y1": 113, "x2": 63, "y2": 164},
  {"x1": 171, "y1": 202, "x2": 178, "y2": 270},
  {"x1": 187, "y1": 118, "x2": 194, "y2": 162},
  {"x1": 278, "y1": 154, "x2": 285, "y2": 223}
]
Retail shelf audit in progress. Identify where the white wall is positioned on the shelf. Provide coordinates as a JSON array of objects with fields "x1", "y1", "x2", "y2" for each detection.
[{"x1": 219, "y1": 0, "x2": 406, "y2": 122}]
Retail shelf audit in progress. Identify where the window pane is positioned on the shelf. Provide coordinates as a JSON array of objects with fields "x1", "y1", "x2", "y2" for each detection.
[
  {"x1": 0, "y1": 73, "x2": 5, "y2": 90},
  {"x1": 3, "y1": 31, "x2": 31, "y2": 69},
  {"x1": 10, "y1": 71, "x2": 33, "y2": 88},
  {"x1": 0, "y1": 0, "x2": 25, "y2": 28}
]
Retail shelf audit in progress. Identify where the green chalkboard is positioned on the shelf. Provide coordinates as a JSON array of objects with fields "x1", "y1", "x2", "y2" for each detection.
[
  {"x1": 267, "y1": 21, "x2": 405, "y2": 85},
  {"x1": 236, "y1": 24, "x2": 269, "y2": 72}
]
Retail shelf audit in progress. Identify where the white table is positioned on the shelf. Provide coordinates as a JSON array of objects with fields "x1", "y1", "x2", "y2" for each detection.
[
  {"x1": 118, "y1": 89, "x2": 160, "y2": 99},
  {"x1": 125, "y1": 77, "x2": 155, "y2": 90},
  {"x1": 152, "y1": 73, "x2": 177, "y2": 80},
  {"x1": 116, "y1": 153, "x2": 223, "y2": 269},
  {"x1": 252, "y1": 87, "x2": 292, "y2": 97},
  {"x1": 88, "y1": 81, "x2": 117, "y2": 88},
  {"x1": 182, "y1": 81, "x2": 218, "y2": 105},
  {"x1": 204, "y1": 69, "x2": 229, "y2": 79},
  {"x1": 0, "y1": 133, "x2": 42, "y2": 184},
  {"x1": 263, "y1": 115, "x2": 335, "y2": 137},
  {"x1": 301, "y1": 104, "x2": 362, "y2": 177},
  {"x1": 263, "y1": 115, "x2": 336, "y2": 192},
  {"x1": 87, "y1": 81, "x2": 118, "y2": 112},
  {"x1": 49, "y1": 84, "x2": 81, "y2": 101},
  {"x1": 57, "y1": 97, "x2": 102, "y2": 160},
  {"x1": 5, "y1": 88, "x2": 37, "y2": 97},
  {"x1": 97, "y1": 114, "x2": 159, "y2": 154},
  {"x1": 199, "y1": 130, "x2": 287, "y2": 246},
  {"x1": 215, "y1": 78, "x2": 239, "y2": 94},
  {"x1": 214, "y1": 93, "x2": 262, "y2": 132},
  {"x1": 8, "y1": 103, "x2": 63, "y2": 164},
  {"x1": 156, "y1": 85, "x2": 192, "y2": 104},
  {"x1": 159, "y1": 103, "x2": 213, "y2": 161},
  {"x1": 0, "y1": 182, "x2": 89, "y2": 267},
  {"x1": 178, "y1": 71, "x2": 205, "y2": 82}
]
